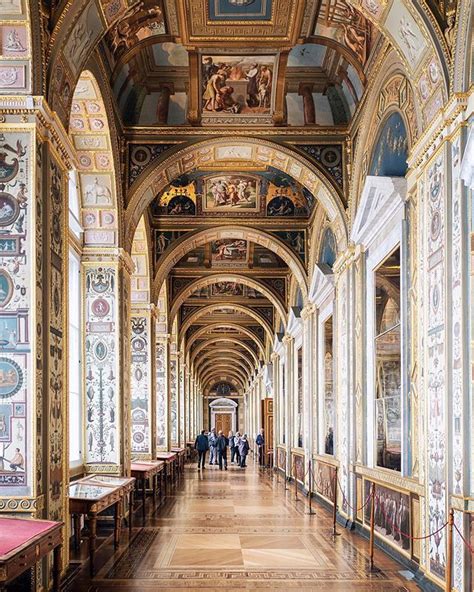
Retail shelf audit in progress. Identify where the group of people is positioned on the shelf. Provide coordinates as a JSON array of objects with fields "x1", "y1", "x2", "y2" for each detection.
[{"x1": 194, "y1": 428, "x2": 265, "y2": 470}]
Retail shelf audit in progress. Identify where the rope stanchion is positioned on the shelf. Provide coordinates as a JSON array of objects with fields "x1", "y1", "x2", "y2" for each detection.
[
  {"x1": 446, "y1": 509, "x2": 454, "y2": 592},
  {"x1": 307, "y1": 460, "x2": 315, "y2": 515},
  {"x1": 454, "y1": 521, "x2": 474, "y2": 555},
  {"x1": 369, "y1": 482, "x2": 376, "y2": 569},
  {"x1": 332, "y1": 467, "x2": 339, "y2": 536}
]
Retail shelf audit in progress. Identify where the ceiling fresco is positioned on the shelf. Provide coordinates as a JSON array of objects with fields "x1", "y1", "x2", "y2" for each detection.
[{"x1": 208, "y1": 0, "x2": 273, "y2": 21}]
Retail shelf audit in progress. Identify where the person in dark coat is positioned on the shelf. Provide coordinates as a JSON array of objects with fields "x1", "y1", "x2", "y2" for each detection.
[
  {"x1": 216, "y1": 430, "x2": 228, "y2": 470},
  {"x1": 238, "y1": 434, "x2": 250, "y2": 468},
  {"x1": 194, "y1": 430, "x2": 209, "y2": 469},
  {"x1": 256, "y1": 428, "x2": 265, "y2": 466}
]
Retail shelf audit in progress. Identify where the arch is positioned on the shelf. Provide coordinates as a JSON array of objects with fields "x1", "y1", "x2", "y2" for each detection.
[
  {"x1": 190, "y1": 324, "x2": 265, "y2": 358},
  {"x1": 195, "y1": 356, "x2": 254, "y2": 377},
  {"x1": 179, "y1": 303, "x2": 274, "y2": 343},
  {"x1": 452, "y1": 0, "x2": 474, "y2": 91},
  {"x1": 187, "y1": 323, "x2": 265, "y2": 351},
  {"x1": 200, "y1": 367, "x2": 248, "y2": 389},
  {"x1": 194, "y1": 349, "x2": 256, "y2": 375},
  {"x1": 203, "y1": 375, "x2": 246, "y2": 392},
  {"x1": 124, "y1": 137, "x2": 349, "y2": 254},
  {"x1": 209, "y1": 398, "x2": 238, "y2": 408},
  {"x1": 69, "y1": 70, "x2": 120, "y2": 248},
  {"x1": 171, "y1": 274, "x2": 286, "y2": 326},
  {"x1": 131, "y1": 216, "x2": 151, "y2": 303},
  {"x1": 198, "y1": 363, "x2": 251, "y2": 383},
  {"x1": 154, "y1": 226, "x2": 308, "y2": 303},
  {"x1": 190, "y1": 338, "x2": 259, "y2": 368}
]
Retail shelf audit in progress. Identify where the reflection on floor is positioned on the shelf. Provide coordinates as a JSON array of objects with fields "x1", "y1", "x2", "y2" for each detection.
[{"x1": 68, "y1": 458, "x2": 420, "y2": 591}]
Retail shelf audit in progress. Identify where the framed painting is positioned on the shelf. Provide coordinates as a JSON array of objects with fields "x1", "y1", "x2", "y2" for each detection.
[{"x1": 203, "y1": 174, "x2": 259, "y2": 212}]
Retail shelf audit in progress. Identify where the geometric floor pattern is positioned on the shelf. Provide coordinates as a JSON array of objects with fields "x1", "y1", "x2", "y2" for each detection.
[{"x1": 71, "y1": 459, "x2": 421, "y2": 591}]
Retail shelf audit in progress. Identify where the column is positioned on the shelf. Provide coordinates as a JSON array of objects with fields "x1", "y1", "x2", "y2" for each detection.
[
  {"x1": 169, "y1": 351, "x2": 179, "y2": 447},
  {"x1": 130, "y1": 304, "x2": 155, "y2": 459},
  {"x1": 283, "y1": 335, "x2": 294, "y2": 476},
  {"x1": 0, "y1": 98, "x2": 72, "y2": 581},
  {"x1": 155, "y1": 333, "x2": 170, "y2": 451},
  {"x1": 156, "y1": 84, "x2": 173, "y2": 125},
  {"x1": 301, "y1": 304, "x2": 315, "y2": 490},
  {"x1": 83, "y1": 249, "x2": 133, "y2": 476},
  {"x1": 298, "y1": 83, "x2": 316, "y2": 125},
  {"x1": 271, "y1": 353, "x2": 279, "y2": 455}
]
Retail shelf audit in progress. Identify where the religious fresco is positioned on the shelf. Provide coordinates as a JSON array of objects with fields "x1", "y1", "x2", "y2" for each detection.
[
  {"x1": 273, "y1": 230, "x2": 306, "y2": 263},
  {"x1": 203, "y1": 174, "x2": 258, "y2": 212},
  {"x1": 208, "y1": 0, "x2": 273, "y2": 21},
  {"x1": 0, "y1": 132, "x2": 31, "y2": 495},
  {"x1": 84, "y1": 267, "x2": 119, "y2": 465},
  {"x1": 368, "y1": 112, "x2": 408, "y2": 177},
  {"x1": 130, "y1": 316, "x2": 151, "y2": 455},
  {"x1": 201, "y1": 55, "x2": 275, "y2": 121},
  {"x1": 185, "y1": 282, "x2": 265, "y2": 299},
  {"x1": 211, "y1": 239, "x2": 248, "y2": 267},
  {"x1": 364, "y1": 481, "x2": 411, "y2": 553},
  {"x1": 154, "y1": 230, "x2": 189, "y2": 263},
  {"x1": 314, "y1": 0, "x2": 374, "y2": 65}
]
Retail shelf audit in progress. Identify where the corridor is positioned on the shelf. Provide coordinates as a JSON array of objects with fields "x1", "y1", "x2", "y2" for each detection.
[{"x1": 69, "y1": 460, "x2": 420, "y2": 591}]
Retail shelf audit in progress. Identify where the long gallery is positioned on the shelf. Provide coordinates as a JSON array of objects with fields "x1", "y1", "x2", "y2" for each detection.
[{"x1": 0, "y1": 0, "x2": 473, "y2": 590}]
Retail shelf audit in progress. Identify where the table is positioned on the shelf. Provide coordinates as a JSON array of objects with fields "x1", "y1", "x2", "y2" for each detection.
[
  {"x1": 0, "y1": 517, "x2": 63, "y2": 592},
  {"x1": 130, "y1": 461, "x2": 165, "y2": 523},
  {"x1": 69, "y1": 482, "x2": 122, "y2": 576},
  {"x1": 156, "y1": 452, "x2": 178, "y2": 487},
  {"x1": 171, "y1": 447, "x2": 186, "y2": 474},
  {"x1": 186, "y1": 440, "x2": 197, "y2": 461},
  {"x1": 78, "y1": 474, "x2": 136, "y2": 536}
]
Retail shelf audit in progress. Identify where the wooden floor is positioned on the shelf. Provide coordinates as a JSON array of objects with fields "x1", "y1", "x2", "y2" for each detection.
[{"x1": 68, "y1": 458, "x2": 421, "y2": 591}]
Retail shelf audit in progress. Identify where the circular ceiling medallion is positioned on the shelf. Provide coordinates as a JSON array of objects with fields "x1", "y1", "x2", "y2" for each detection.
[{"x1": 0, "y1": 192, "x2": 19, "y2": 227}]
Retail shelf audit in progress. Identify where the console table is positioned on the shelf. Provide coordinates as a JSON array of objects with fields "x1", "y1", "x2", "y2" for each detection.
[
  {"x1": 0, "y1": 517, "x2": 63, "y2": 592},
  {"x1": 130, "y1": 461, "x2": 164, "y2": 523},
  {"x1": 156, "y1": 452, "x2": 178, "y2": 487}
]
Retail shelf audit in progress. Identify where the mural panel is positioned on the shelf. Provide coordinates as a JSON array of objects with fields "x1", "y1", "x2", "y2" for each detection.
[
  {"x1": 208, "y1": 0, "x2": 273, "y2": 21},
  {"x1": 170, "y1": 357, "x2": 178, "y2": 446},
  {"x1": 131, "y1": 316, "x2": 151, "y2": 455},
  {"x1": 156, "y1": 339, "x2": 167, "y2": 449},
  {"x1": 0, "y1": 131, "x2": 31, "y2": 497},
  {"x1": 201, "y1": 55, "x2": 275, "y2": 121},
  {"x1": 84, "y1": 267, "x2": 119, "y2": 466},
  {"x1": 368, "y1": 112, "x2": 408, "y2": 177},
  {"x1": 211, "y1": 239, "x2": 248, "y2": 267},
  {"x1": 203, "y1": 174, "x2": 258, "y2": 212}
]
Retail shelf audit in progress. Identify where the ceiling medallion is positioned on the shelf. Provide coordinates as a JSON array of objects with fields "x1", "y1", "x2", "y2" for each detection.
[{"x1": 227, "y1": 0, "x2": 255, "y2": 4}]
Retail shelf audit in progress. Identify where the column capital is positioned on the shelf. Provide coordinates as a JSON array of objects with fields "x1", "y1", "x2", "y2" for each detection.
[
  {"x1": 282, "y1": 334, "x2": 294, "y2": 345},
  {"x1": 270, "y1": 351, "x2": 279, "y2": 362},
  {"x1": 82, "y1": 247, "x2": 135, "y2": 275},
  {"x1": 301, "y1": 303, "x2": 316, "y2": 320}
]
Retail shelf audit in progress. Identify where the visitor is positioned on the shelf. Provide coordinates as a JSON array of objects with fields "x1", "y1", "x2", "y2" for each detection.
[
  {"x1": 228, "y1": 430, "x2": 236, "y2": 463},
  {"x1": 216, "y1": 430, "x2": 228, "y2": 470},
  {"x1": 233, "y1": 431, "x2": 241, "y2": 465},
  {"x1": 194, "y1": 430, "x2": 209, "y2": 470},
  {"x1": 325, "y1": 427, "x2": 334, "y2": 455},
  {"x1": 208, "y1": 427, "x2": 218, "y2": 465},
  {"x1": 256, "y1": 428, "x2": 265, "y2": 466},
  {"x1": 238, "y1": 434, "x2": 249, "y2": 468}
]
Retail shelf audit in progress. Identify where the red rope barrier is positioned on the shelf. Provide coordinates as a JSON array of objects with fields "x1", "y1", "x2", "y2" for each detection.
[
  {"x1": 336, "y1": 477, "x2": 373, "y2": 512},
  {"x1": 454, "y1": 523, "x2": 474, "y2": 555},
  {"x1": 375, "y1": 493, "x2": 448, "y2": 541}
]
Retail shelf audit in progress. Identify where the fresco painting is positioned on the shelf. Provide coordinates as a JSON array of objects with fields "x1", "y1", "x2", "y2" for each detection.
[
  {"x1": 204, "y1": 174, "x2": 258, "y2": 211},
  {"x1": 368, "y1": 112, "x2": 408, "y2": 177},
  {"x1": 211, "y1": 239, "x2": 248, "y2": 267},
  {"x1": 202, "y1": 55, "x2": 275, "y2": 118}
]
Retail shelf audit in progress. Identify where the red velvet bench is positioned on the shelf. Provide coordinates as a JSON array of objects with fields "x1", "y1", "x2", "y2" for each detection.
[{"x1": 0, "y1": 516, "x2": 63, "y2": 592}]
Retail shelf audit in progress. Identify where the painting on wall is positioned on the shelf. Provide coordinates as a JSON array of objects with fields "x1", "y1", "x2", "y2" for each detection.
[
  {"x1": 273, "y1": 230, "x2": 306, "y2": 262},
  {"x1": 364, "y1": 480, "x2": 411, "y2": 553},
  {"x1": 211, "y1": 239, "x2": 248, "y2": 267},
  {"x1": 154, "y1": 230, "x2": 188, "y2": 262},
  {"x1": 201, "y1": 55, "x2": 275, "y2": 119},
  {"x1": 368, "y1": 112, "x2": 408, "y2": 177},
  {"x1": 211, "y1": 282, "x2": 244, "y2": 296},
  {"x1": 152, "y1": 183, "x2": 197, "y2": 217},
  {"x1": 203, "y1": 174, "x2": 259, "y2": 212}
]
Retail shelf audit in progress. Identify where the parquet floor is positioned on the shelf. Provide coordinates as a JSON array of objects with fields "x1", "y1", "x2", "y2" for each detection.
[{"x1": 68, "y1": 458, "x2": 421, "y2": 591}]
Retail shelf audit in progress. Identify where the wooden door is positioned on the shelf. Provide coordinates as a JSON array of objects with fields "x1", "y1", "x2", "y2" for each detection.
[{"x1": 215, "y1": 413, "x2": 232, "y2": 435}]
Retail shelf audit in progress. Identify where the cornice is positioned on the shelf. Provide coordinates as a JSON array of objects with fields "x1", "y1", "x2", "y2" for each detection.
[{"x1": 124, "y1": 126, "x2": 349, "y2": 139}]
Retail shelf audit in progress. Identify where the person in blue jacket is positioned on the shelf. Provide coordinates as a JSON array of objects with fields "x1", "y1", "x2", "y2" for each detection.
[{"x1": 194, "y1": 430, "x2": 209, "y2": 469}]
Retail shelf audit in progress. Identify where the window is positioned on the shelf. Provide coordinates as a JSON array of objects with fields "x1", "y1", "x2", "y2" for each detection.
[
  {"x1": 68, "y1": 249, "x2": 82, "y2": 466},
  {"x1": 297, "y1": 347, "x2": 303, "y2": 448},
  {"x1": 374, "y1": 247, "x2": 401, "y2": 471},
  {"x1": 323, "y1": 316, "x2": 335, "y2": 455}
]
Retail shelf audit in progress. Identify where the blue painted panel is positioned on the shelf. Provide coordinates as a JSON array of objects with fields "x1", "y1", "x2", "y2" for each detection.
[
  {"x1": 208, "y1": 0, "x2": 272, "y2": 21},
  {"x1": 369, "y1": 112, "x2": 408, "y2": 177}
]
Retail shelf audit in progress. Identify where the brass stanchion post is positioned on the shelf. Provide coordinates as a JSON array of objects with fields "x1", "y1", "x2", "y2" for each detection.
[
  {"x1": 332, "y1": 467, "x2": 338, "y2": 535},
  {"x1": 446, "y1": 508, "x2": 454, "y2": 592},
  {"x1": 369, "y1": 482, "x2": 376, "y2": 569},
  {"x1": 294, "y1": 458, "x2": 298, "y2": 501}
]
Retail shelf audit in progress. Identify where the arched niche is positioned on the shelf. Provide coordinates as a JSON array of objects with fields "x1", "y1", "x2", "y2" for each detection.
[
  {"x1": 69, "y1": 70, "x2": 120, "y2": 249},
  {"x1": 151, "y1": 225, "x2": 309, "y2": 302}
]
